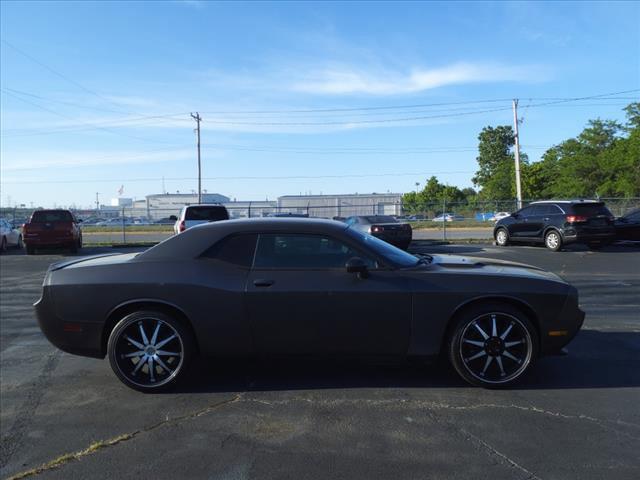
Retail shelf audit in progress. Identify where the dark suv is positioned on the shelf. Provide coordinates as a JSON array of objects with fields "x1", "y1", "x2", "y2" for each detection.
[{"x1": 494, "y1": 200, "x2": 616, "y2": 251}]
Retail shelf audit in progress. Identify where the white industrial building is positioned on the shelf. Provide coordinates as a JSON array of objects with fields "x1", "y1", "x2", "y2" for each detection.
[{"x1": 277, "y1": 193, "x2": 403, "y2": 219}]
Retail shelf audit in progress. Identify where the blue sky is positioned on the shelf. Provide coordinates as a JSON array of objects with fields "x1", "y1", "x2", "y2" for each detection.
[{"x1": 1, "y1": 0, "x2": 638, "y2": 208}]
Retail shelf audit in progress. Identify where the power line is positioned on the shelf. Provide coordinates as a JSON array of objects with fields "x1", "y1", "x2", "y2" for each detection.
[
  {"x1": 1, "y1": 170, "x2": 477, "y2": 185},
  {"x1": 1, "y1": 89, "x2": 183, "y2": 145},
  {"x1": 1, "y1": 39, "x2": 133, "y2": 114}
]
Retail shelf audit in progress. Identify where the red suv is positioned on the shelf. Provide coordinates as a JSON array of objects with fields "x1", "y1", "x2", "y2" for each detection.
[{"x1": 23, "y1": 210, "x2": 83, "y2": 255}]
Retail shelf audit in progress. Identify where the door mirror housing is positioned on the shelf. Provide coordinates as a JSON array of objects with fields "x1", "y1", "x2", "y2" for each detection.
[{"x1": 346, "y1": 257, "x2": 369, "y2": 278}]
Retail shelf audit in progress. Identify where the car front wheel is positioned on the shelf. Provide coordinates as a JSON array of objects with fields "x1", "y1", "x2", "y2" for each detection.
[
  {"x1": 107, "y1": 310, "x2": 194, "y2": 392},
  {"x1": 495, "y1": 228, "x2": 509, "y2": 246},
  {"x1": 448, "y1": 303, "x2": 538, "y2": 388},
  {"x1": 544, "y1": 230, "x2": 562, "y2": 251}
]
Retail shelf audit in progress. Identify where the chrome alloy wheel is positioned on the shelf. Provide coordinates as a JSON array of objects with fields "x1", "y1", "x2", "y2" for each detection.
[
  {"x1": 459, "y1": 312, "x2": 533, "y2": 384},
  {"x1": 496, "y1": 229, "x2": 508, "y2": 246},
  {"x1": 545, "y1": 231, "x2": 560, "y2": 250},
  {"x1": 113, "y1": 317, "x2": 184, "y2": 388}
]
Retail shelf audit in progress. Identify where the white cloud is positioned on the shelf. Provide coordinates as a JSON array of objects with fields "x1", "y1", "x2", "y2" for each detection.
[{"x1": 293, "y1": 62, "x2": 550, "y2": 95}]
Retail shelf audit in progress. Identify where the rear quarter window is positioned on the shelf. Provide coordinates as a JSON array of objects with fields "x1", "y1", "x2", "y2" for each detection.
[
  {"x1": 31, "y1": 211, "x2": 73, "y2": 222},
  {"x1": 201, "y1": 234, "x2": 257, "y2": 267}
]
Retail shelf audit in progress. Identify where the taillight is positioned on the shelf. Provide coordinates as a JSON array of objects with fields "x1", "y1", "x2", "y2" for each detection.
[
  {"x1": 371, "y1": 225, "x2": 384, "y2": 233},
  {"x1": 566, "y1": 215, "x2": 588, "y2": 223},
  {"x1": 22, "y1": 223, "x2": 28, "y2": 233},
  {"x1": 179, "y1": 221, "x2": 186, "y2": 232}
]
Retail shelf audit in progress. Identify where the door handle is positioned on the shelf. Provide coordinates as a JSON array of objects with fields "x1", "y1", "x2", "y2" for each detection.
[{"x1": 253, "y1": 279, "x2": 274, "y2": 287}]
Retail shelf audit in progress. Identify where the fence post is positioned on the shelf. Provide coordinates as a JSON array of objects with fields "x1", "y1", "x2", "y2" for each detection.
[
  {"x1": 122, "y1": 206, "x2": 126, "y2": 244},
  {"x1": 248, "y1": 201, "x2": 252, "y2": 218},
  {"x1": 442, "y1": 197, "x2": 447, "y2": 242}
]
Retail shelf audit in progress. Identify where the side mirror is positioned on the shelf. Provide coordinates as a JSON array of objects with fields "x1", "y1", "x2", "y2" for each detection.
[
  {"x1": 346, "y1": 257, "x2": 369, "y2": 278},
  {"x1": 169, "y1": 215, "x2": 178, "y2": 221}
]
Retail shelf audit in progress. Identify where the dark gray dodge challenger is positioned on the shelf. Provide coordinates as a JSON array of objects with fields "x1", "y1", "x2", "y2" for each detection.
[{"x1": 36, "y1": 218, "x2": 584, "y2": 391}]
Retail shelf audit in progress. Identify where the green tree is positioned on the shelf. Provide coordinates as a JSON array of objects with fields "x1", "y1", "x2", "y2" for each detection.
[{"x1": 472, "y1": 125, "x2": 528, "y2": 200}]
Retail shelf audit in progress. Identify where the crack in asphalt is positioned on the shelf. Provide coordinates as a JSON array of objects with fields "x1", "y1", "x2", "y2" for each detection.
[
  {"x1": 242, "y1": 397, "x2": 640, "y2": 440},
  {"x1": 5, "y1": 394, "x2": 244, "y2": 480},
  {"x1": 0, "y1": 351, "x2": 61, "y2": 470}
]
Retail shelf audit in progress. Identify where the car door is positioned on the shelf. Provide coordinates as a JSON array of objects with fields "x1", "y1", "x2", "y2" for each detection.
[
  {"x1": 509, "y1": 206, "x2": 536, "y2": 238},
  {"x1": 526, "y1": 205, "x2": 550, "y2": 238},
  {"x1": 245, "y1": 232, "x2": 411, "y2": 356}
]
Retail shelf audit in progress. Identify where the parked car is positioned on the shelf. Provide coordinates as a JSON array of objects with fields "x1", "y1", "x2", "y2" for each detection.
[
  {"x1": 407, "y1": 214, "x2": 425, "y2": 221},
  {"x1": 95, "y1": 218, "x2": 131, "y2": 227},
  {"x1": 614, "y1": 208, "x2": 640, "y2": 241},
  {"x1": 492, "y1": 212, "x2": 511, "y2": 222},
  {"x1": 345, "y1": 215, "x2": 412, "y2": 250},
  {"x1": 0, "y1": 218, "x2": 23, "y2": 252},
  {"x1": 35, "y1": 218, "x2": 584, "y2": 391},
  {"x1": 432, "y1": 213, "x2": 464, "y2": 222},
  {"x1": 22, "y1": 209, "x2": 82, "y2": 254},
  {"x1": 494, "y1": 200, "x2": 616, "y2": 251},
  {"x1": 173, "y1": 204, "x2": 229, "y2": 234}
]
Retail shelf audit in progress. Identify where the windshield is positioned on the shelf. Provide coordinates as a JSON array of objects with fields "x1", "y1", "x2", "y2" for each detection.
[
  {"x1": 572, "y1": 204, "x2": 613, "y2": 217},
  {"x1": 345, "y1": 228, "x2": 418, "y2": 267},
  {"x1": 31, "y1": 211, "x2": 73, "y2": 222},
  {"x1": 185, "y1": 207, "x2": 229, "y2": 221}
]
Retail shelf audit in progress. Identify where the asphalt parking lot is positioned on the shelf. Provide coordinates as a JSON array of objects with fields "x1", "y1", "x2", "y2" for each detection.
[{"x1": 1, "y1": 242, "x2": 639, "y2": 479}]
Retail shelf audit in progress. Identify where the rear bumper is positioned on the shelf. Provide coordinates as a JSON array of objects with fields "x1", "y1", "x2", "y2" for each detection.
[
  {"x1": 372, "y1": 232, "x2": 412, "y2": 247},
  {"x1": 24, "y1": 234, "x2": 76, "y2": 246},
  {"x1": 35, "y1": 288, "x2": 104, "y2": 358},
  {"x1": 562, "y1": 227, "x2": 615, "y2": 244}
]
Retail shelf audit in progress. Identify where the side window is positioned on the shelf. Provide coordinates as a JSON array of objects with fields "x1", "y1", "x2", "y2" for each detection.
[
  {"x1": 518, "y1": 206, "x2": 535, "y2": 217},
  {"x1": 253, "y1": 234, "x2": 376, "y2": 269},
  {"x1": 547, "y1": 205, "x2": 563, "y2": 215},
  {"x1": 201, "y1": 234, "x2": 257, "y2": 268},
  {"x1": 345, "y1": 217, "x2": 355, "y2": 226}
]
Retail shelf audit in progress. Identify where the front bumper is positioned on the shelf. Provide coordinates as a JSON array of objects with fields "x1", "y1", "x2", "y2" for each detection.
[{"x1": 541, "y1": 291, "x2": 585, "y2": 355}]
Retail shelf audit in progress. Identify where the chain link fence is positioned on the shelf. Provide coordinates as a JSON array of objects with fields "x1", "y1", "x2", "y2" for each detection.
[{"x1": 1, "y1": 197, "x2": 638, "y2": 245}]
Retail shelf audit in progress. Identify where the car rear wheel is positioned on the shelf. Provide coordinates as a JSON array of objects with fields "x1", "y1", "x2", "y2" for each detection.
[
  {"x1": 0, "y1": 236, "x2": 6, "y2": 253},
  {"x1": 108, "y1": 310, "x2": 194, "y2": 392},
  {"x1": 495, "y1": 228, "x2": 509, "y2": 246},
  {"x1": 544, "y1": 230, "x2": 562, "y2": 251},
  {"x1": 448, "y1": 303, "x2": 538, "y2": 388}
]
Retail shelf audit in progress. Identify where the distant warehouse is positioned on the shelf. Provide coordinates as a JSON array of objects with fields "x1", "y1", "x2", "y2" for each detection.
[{"x1": 277, "y1": 193, "x2": 403, "y2": 219}]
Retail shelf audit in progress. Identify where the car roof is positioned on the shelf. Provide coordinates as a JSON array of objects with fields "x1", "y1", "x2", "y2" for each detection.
[
  {"x1": 139, "y1": 217, "x2": 349, "y2": 260},
  {"x1": 530, "y1": 199, "x2": 603, "y2": 205}
]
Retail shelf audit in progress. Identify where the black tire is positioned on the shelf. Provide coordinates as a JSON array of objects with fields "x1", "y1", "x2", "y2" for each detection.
[
  {"x1": 495, "y1": 228, "x2": 509, "y2": 246},
  {"x1": 0, "y1": 236, "x2": 6, "y2": 253},
  {"x1": 26, "y1": 245, "x2": 35, "y2": 255},
  {"x1": 107, "y1": 310, "x2": 195, "y2": 392},
  {"x1": 448, "y1": 302, "x2": 539, "y2": 388},
  {"x1": 69, "y1": 242, "x2": 78, "y2": 254},
  {"x1": 544, "y1": 230, "x2": 563, "y2": 252}
]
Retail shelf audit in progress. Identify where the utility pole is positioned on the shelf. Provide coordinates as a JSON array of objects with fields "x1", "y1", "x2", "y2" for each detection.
[
  {"x1": 95, "y1": 192, "x2": 100, "y2": 213},
  {"x1": 191, "y1": 112, "x2": 202, "y2": 204},
  {"x1": 512, "y1": 99, "x2": 523, "y2": 210}
]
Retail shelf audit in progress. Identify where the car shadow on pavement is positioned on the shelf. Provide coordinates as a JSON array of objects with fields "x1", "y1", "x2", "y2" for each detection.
[{"x1": 174, "y1": 330, "x2": 640, "y2": 393}]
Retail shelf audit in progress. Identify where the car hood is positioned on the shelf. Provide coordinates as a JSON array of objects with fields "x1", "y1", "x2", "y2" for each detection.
[{"x1": 427, "y1": 254, "x2": 566, "y2": 283}]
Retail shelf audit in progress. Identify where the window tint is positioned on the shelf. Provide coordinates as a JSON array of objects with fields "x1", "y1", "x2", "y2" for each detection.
[
  {"x1": 254, "y1": 234, "x2": 375, "y2": 269},
  {"x1": 547, "y1": 204, "x2": 564, "y2": 214},
  {"x1": 202, "y1": 234, "x2": 257, "y2": 267},
  {"x1": 363, "y1": 215, "x2": 397, "y2": 224},
  {"x1": 571, "y1": 204, "x2": 613, "y2": 217},
  {"x1": 518, "y1": 206, "x2": 535, "y2": 217},
  {"x1": 31, "y1": 211, "x2": 73, "y2": 222},
  {"x1": 345, "y1": 217, "x2": 357, "y2": 226},
  {"x1": 185, "y1": 206, "x2": 229, "y2": 221}
]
